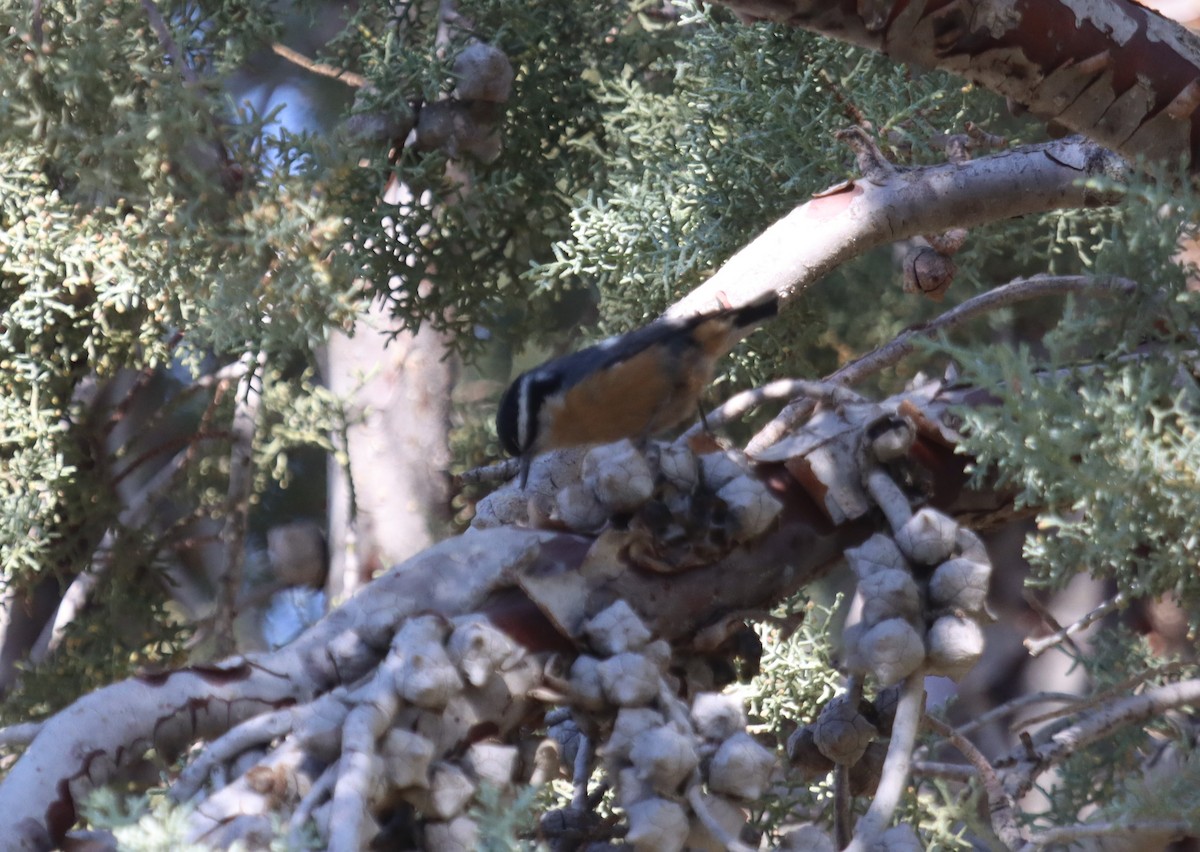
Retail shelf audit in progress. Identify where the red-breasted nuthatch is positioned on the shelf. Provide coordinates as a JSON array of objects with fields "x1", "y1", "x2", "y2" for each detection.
[{"x1": 497, "y1": 296, "x2": 778, "y2": 486}]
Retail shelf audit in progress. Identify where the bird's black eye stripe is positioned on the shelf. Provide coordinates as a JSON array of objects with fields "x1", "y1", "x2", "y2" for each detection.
[
  {"x1": 516, "y1": 371, "x2": 561, "y2": 452},
  {"x1": 497, "y1": 370, "x2": 564, "y2": 456},
  {"x1": 496, "y1": 377, "x2": 524, "y2": 456}
]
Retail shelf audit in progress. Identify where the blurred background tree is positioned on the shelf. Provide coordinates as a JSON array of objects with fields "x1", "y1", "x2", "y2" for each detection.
[{"x1": 2, "y1": 0, "x2": 1200, "y2": 846}]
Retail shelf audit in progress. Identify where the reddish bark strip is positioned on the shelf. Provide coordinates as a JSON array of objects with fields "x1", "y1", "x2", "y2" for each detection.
[{"x1": 721, "y1": 0, "x2": 1200, "y2": 167}]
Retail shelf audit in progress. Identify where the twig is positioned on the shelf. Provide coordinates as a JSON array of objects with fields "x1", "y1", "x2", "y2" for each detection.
[
  {"x1": 289, "y1": 758, "x2": 339, "y2": 846},
  {"x1": 836, "y1": 674, "x2": 866, "y2": 848},
  {"x1": 685, "y1": 783, "x2": 756, "y2": 852},
  {"x1": 102, "y1": 329, "x2": 185, "y2": 440},
  {"x1": 818, "y1": 69, "x2": 869, "y2": 131},
  {"x1": 571, "y1": 733, "x2": 592, "y2": 812},
  {"x1": 833, "y1": 763, "x2": 852, "y2": 849},
  {"x1": 684, "y1": 379, "x2": 865, "y2": 439},
  {"x1": 124, "y1": 442, "x2": 218, "y2": 526},
  {"x1": 114, "y1": 357, "x2": 248, "y2": 452},
  {"x1": 924, "y1": 715, "x2": 1024, "y2": 848},
  {"x1": 1000, "y1": 679, "x2": 1200, "y2": 797},
  {"x1": 271, "y1": 43, "x2": 367, "y2": 89},
  {"x1": 1024, "y1": 587, "x2": 1132, "y2": 657},
  {"x1": 951, "y1": 691, "x2": 1085, "y2": 737},
  {"x1": 844, "y1": 673, "x2": 925, "y2": 852},
  {"x1": 140, "y1": 0, "x2": 198, "y2": 85},
  {"x1": 837, "y1": 126, "x2": 897, "y2": 183},
  {"x1": 30, "y1": 0, "x2": 43, "y2": 47},
  {"x1": 31, "y1": 426, "x2": 210, "y2": 665},
  {"x1": 40, "y1": 368, "x2": 242, "y2": 661},
  {"x1": 139, "y1": 0, "x2": 238, "y2": 183},
  {"x1": 457, "y1": 457, "x2": 519, "y2": 486},
  {"x1": 435, "y1": 0, "x2": 461, "y2": 53},
  {"x1": 1018, "y1": 820, "x2": 1195, "y2": 852},
  {"x1": 0, "y1": 721, "x2": 43, "y2": 750},
  {"x1": 1015, "y1": 661, "x2": 1187, "y2": 733},
  {"x1": 1020, "y1": 589, "x2": 1083, "y2": 660},
  {"x1": 326, "y1": 408, "x2": 362, "y2": 604},
  {"x1": 911, "y1": 760, "x2": 975, "y2": 781},
  {"x1": 213, "y1": 352, "x2": 266, "y2": 658},
  {"x1": 747, "y1": 274, "x2": 1135, "y2": 456},
  {"x1": 193, "y1": 359, "x2": 255, "y2": 390},
  {"x1": 926, "y1": 123, "x2": 1008, "y2": 163},
  {"x1": 965, "y1": 121, "x2": 1008, "y2": 150},
  {"x1": 832, "y1": 275, "x2": 1135, "y2": 388},
  {"x1": 865, "y1": 468, "x2": 914, "y2": 532},
  {"x1": 835, "y1": 675, "x2": 866, "y2": 849},
  {"x1": 110, "y1": 429, "x2": 230, "y2": 489},
  {"x1": 28, "y1": 543, "x2": 110, "y2": 665},
  {"x1": 652, "y1": 677, "x2": 760, "y2": 851},
  {"x1": 656, "y1": 679, "x2": 695, "y2": 730},
  {"x1": 173, "y1": 706, "x2": 299, "y2": 802}
]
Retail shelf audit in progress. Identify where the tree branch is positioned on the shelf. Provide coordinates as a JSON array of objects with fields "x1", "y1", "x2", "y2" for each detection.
[
  {"x1": 1019, "y1": 820, "x2": 1195, "y2": 852},
  {"x1": 0, "y1": 528, "x2": 557, "y2": 841},
  {"x1": 830, "y1": 274, "x2": 1137, "y2": 388},
  {"x1": 845, "y1": 673, "x2": 925, "y2": 852},
  {"x1": 688, "y1": 378, "x2": 865, "y2": 438},
  {"x1": 715, "y1": 0, "x2": 1200, "y2": 170},
  {"x1": 951, "y1": 691, "x2": 1085, "y2": 737},
  {"x1": 748, "y1": 273, "x2": 1135, "y2": 454},
  {"x1": 999, "y1": 679, "x2": 1200, "y2": 797},
  {"x1": 140, "y1": 0, "x2": 197, "y2": 86},
  {"x1": 1024, "y1": 586, "x2": 1134, "y2": 657},
  {"x1": 924, "y1": 715, "x2": 1024, "y2": 848},
  {"x1": 271, "y1": 43, "x2": 368, "y2": 89},
  {"x1": 0, "y1": 721, "x2": 42, "y2": 750},
  {"x1": 668, "y1": 136, "x2": 1126, "y2": 318}
]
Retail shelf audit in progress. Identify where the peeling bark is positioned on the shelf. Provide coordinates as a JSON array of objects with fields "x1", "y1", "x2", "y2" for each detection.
[
  {"x1": 671, "y1": 135, "x2": 1126, "y2": 316},
  {"x1": 715, "y1": 0, "x2": 1200, "y2": 168}
]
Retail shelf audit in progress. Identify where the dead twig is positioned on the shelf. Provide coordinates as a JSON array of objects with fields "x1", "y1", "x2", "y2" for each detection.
[
  {"x1": 749, "y1": 274, "x2": 1136, "y2": 456},
  {"x1": 271, "y1": 43, "x2": 367, "y2": 89},
  {"x1": 925, "y1": 715, "x2": 1024, "y2": 848}
]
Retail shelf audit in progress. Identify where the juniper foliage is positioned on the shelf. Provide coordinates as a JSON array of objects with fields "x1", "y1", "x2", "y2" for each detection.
[{"x1": 945, "y1": 169, "x2": 1200, "y2": 603}]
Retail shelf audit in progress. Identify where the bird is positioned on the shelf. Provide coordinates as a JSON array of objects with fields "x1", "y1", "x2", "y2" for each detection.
[{"x1": 496, "y1": 295, "x2": 778, "y2": 487}]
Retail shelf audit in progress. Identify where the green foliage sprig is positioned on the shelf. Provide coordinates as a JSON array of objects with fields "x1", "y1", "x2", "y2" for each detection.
[{"x1": 943, "y1": 169, "x2": 1200, "y2": 603}]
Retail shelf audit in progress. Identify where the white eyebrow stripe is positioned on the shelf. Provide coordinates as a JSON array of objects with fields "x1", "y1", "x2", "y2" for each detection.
[{"x1": 516, "y1": 373, "x2": 533, "y2": 452}]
